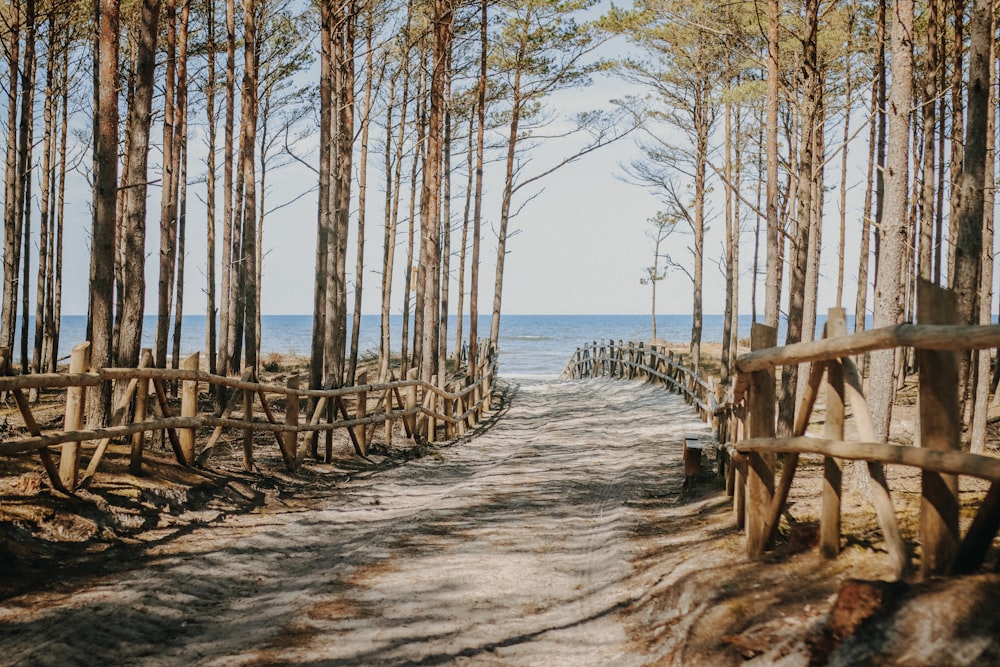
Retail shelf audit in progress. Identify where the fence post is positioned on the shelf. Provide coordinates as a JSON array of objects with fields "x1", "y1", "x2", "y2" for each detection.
[
  {"x1": 917, "y1": 279, "x2": 960, "y2": 576},
  {"x1": 356, "y1": 372, "x2": 368, "y2": 455},
  {"x1": 732, "y1": 411, "x2": 746, "y2": 527},
  {"x1": 746, "y1": 323, "x2": 777, "y2": 559},
  {"x1": 130, "y1": 348, "x2": 153, "y2": 475},
  {"x1": 179, "y1": 352, "x2": 200, "y2": 466},
  {"x1": 406, "y1": 367, "x2": 419, "y2": 439},
  {"x1": 59, "y1": 342, "x2": 90, "y2": 490},
  {"x1": 242, "y1": 370, "x2": 254, "y2": 471},
  {"x1": 285, "y1": 375, "x2": 300, "y2": 465},
  {"x1": 482, "y1": 345, "x2": 493, "y2": 408},
  {"x1": 822, "y1": 309, "x2": 847, "y2": 558}
]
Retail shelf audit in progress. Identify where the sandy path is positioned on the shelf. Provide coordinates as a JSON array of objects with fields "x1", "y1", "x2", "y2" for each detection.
[{"x1": 0, "y1": 378, "x2": 712, "y2": 666}]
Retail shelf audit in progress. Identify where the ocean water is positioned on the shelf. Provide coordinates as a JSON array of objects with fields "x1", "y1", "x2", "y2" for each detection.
[{"x1": 22, "y1": 312, "x2": 858, "y2": 378}]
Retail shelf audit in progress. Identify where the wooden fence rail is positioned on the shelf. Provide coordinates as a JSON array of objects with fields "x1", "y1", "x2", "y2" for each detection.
[
  {"x1": 0, "y1": 341, "x2": 498, "y2": 494},
  {"x1": 723, "y1": 284, "x2": 1000, "y2": 579},
  {"x1": 564, "y1": 286, "x2": 1000, "y2": 580},
  {"x1": 561, "y1": 339, "x2": 717, "y2": 421}
]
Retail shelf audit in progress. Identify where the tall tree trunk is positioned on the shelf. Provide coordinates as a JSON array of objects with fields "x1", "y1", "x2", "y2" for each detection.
[
  {"x1": 1, "y1": 0, "x2": 20, "y2": 352},
  {"x1": 438, "y1": 58, "x2": 453, "y2": 386},
  {"x1": 402, "y1": 48, "x2": 428, "y2": 372},
  {"x1": 155, "y1": 0, "x2": 179, "y2": 370},
  {"x1": 721, "y1": 86, "x2": 734, "y2": 383},
  {"x1": 323, "y1": 2, "x2": 353, "y2": 387},
  {"x1": 171, "y1": 0, "x2": 190, "y2": 375},
  {"x1": 778, "y1": 0, "x2": 819, "y2": 436},
  {"x1": 32, "y1": 17, "x2": 56, "y2": 382},
  {"x1": 205, "y1": 0, "x2": 218, "y2": 379},
  {"x1": 90, "y1": 0, "x2": 119, "y2": 425},
  {"x1": 763, "y1": 0, "x2": 781, "y2": 328},
  {"x1": 419, "y1": 0, "x2": 450, "y2": 389},
  {"x1": 14, "y1": 0, "x2": 36, "y2": 374},
  {"x1": 952, "y1": 0, "x2": 991, "y2": 428},
  {"x1": 804, "y1": 86, "x2": 825, "y2": 347},
  {"x1": 379, "y1": 60, "x2": 409, "y2": 382},
  {"x1": 490, "y1": 9, "x2": 529, "y2": 350},
  {"x1": 454, "y1": 113, "x2": 474, "y2": 366},
  {"x1": 730, "y1": 102, "x2": 741, "y2": 370},
  {"x1": 240, "y1": 0, "x2": 259, "y2": 374},
  {"x1": 49, "y1": 40, "x2": 69, "y2": 372},
  {"x1": 41, "y1": 19, "x2": 63, "y2": 374},
  {"x1": 970, "y1": 32, "x2": 995, "y2": 453},
  {"x1": 117, "y1": 0, "x2": 161, "y2": 370},
  {"x1": 220, "y1": 0, "x2": 237, "y2": 375},
  {"x1": 918, "y1": 0, "x2": 939, "y2": 283},
  {"x1": 311, "y1": 0, "x2": 332, "y2": 392},
  {"x1": 469, "y1": 0, "x2": 486, "y2": 376},
  {"x1": 856, "y1": 0, "x2": 885, "y2": 344},
  {"x1": 951, "y1": 0, "x2": 991, "y2": 324},
  {"x1": 690, "y1": 76, "x2": 707, "y2": 371},
  {"x1": 947, "y1": 0, "x2": 965, "y2": 281},
  {"x1": 837, "y1": 4, "x2": 856, "y2": 306},
  {"x1": 870, "y1": 0, "x2": 913, "y2": 442},
  {"x1": 349, "y1": 14, "x2": 376, "y2": 385}
]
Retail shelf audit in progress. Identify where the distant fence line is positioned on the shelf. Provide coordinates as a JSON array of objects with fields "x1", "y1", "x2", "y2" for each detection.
[
  {"x1": 561, "y1": 339, "x2": 717, "y2": 420},
  {"x1": 0, "y1": 342, "x2": 498, "y2": 495},
  {"x1": 564, "y1": 285, "x2": 1000, "y2": 579}
]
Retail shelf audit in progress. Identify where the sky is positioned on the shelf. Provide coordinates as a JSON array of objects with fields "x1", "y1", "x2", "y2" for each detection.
[{"x1": 26, "y1": 16, "x2": 886, "y2": 321}]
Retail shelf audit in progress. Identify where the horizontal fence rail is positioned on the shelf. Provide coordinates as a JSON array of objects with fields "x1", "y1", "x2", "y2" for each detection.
[
  {"x1": 561, "y1": 339, "x2": 718, "y2": 421},
  {"x1": 0, "y1": 341, "x2": 498, "y2": 494},
  {"x1": 562, "y1": 339, "x2": 720, "y2": 487},
  {"x1": 563, "y1": 288, "x2": 1000, "y2": 580},
  {"x1": 722, "y1": 288, "x2": 1000, "y2": 579}
]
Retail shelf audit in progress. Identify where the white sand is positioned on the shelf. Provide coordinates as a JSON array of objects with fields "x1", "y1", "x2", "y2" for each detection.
[{"x1": 0, "y1": 377, "x2": 714, "y2": 666}]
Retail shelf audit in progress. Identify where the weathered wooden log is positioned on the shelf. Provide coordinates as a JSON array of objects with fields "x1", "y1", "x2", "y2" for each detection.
[
  {"x1": 59, "y1": 343, "x2": 90, "y2": 490},
  {"x1": 285, "y1": 375, "x2": 300, "y2": 467},
  {"x1": 130, "y1": 349, "x2": 153, "y2": 474},
  {"x1": 179, "y1": 352, "x2": 200, "y2": 466},
  {"x1": 822, "y1": 310, "x2": 848, "y2": 558},
  {"x1": 735, "y1": 322, "x2": 1000, "y2": 379},
  {"x1": 736, "y1": 436, "x2": 1000, "y2": 484},
  {"x1": 746, "y1": 323, "x2": 777, "y2": 559},
  {"x1": 918, "y1": 280, "x2": 960, "y2": 577}
]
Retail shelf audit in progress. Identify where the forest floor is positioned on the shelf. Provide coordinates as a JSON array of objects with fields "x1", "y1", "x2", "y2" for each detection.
[{"x1": 1, "y1": 348, "x2": 1000, "y2": 665}]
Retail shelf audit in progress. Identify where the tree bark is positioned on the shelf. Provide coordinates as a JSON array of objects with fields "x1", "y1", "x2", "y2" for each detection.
[
  {"x1": 205, "y1": 0, "x2": 218, "y2": 379},
  {"x1": 1, "y1": 0, "x2": 20, "y2": 353},
  {"x1": 14, "y1": 0, "x2": 36, "y2": 375},
  {"x1": 240, "y1": 0, "x2": 259, "y2": 374},
  {"x1": 469, "y1": 0, "x2": 486, "y2": 377},
  {"x1": 32, "y1": 16, "x2": 56, "y2": 383},
  {"x1": 778, "y1": 0, "x2": 820, "y2": 437},
  {"x1": 155, "y1": 0, "x2": 179, "y2": 370},
  {"x1": 870, "y1": 0, "x2": 913, "y2": 442},
  {"x1": 219, "y1": 0, "x2": 237, "y2": 375},
  {"x1": 419, "y1": 0, "x2": 450, "y2": 389},
  {"x1": 917, "y1": 0, "x2": 939, "y2": 283},
  {"x1": 763, "y1": 0, "x2": 781, "y2": 329},
  {"x1": 90, "y1": 0, "x2": 119, "y2": 425},
  {"x1": 171, "y1": 0, "x2": 190, "y2": 378},
  {"x1": 310, "y1": 0, "x2": 333, "y2": 393},
  {"x1": 951, "y1": 0, "x2": 991, "y2": 325},
  {"x1": 349, "y1": 13, "x2": 376, "y2": 386},
  {"x1": 118, "y1": 0, "x2": 162, "y2": 371}
]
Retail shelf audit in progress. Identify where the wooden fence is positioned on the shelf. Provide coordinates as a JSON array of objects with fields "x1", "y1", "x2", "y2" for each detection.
[
  {"x1": 561, "y1": 339, "x2": 718, "y2": 421},
  {"x1": 563, "y1": 286, "x2": 1000, "y2": 579},
  {"x1": 0, "y1": 342, "x2": 498, "y2": 495},
  {"x1": 726, "y1": 288, "x2": 1000, "y2": 580}
]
